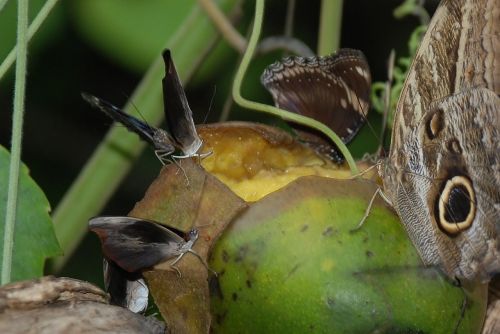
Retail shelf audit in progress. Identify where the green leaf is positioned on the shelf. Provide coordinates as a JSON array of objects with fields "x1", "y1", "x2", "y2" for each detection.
[
  {"x1": 72, "y1": 0, "x2": 238, "y2": 73},
  {"x1": 0, "y1": 146, "x2": 61, "y2": 282}
]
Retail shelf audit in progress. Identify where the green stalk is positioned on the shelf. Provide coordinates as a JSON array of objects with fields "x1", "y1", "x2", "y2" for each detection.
[
  {"x1": 0, "y1": 0, "x2": 59, "y2": 81},
  {"x1": 232, "y1": 0, "x2": 358, "y2": 175},
  {"x1": 51, "y1": 2, "x2": 240, "y2": 272},
  {"x1": 317, "y1": 0, "x2": 343, "y2": 55},
  {"x1": 0, "y1": 0, "x2": 9, "y2": 12},
  {"x1": 2, "y1": 0, "x2": 29, "y2": 285}
]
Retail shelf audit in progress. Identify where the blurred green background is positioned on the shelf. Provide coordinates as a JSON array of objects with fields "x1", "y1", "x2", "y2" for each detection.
[{"x1": 0, "y1": 0, "x2": 438, "y2": 287}]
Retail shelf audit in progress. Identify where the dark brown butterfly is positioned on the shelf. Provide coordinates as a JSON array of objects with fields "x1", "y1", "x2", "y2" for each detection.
[
  {"x1": 88, "y1": 216, "x2": 201, "y2": 273},
  {"x1": 82, "y1": 50, "x2": 207, "y2": 164},
  {"x1": 261, "y1": 48, "x2": 371, "y2": 161},
  {"x1": 89, "y1": 216, "x2": 209, "y2": 313}
]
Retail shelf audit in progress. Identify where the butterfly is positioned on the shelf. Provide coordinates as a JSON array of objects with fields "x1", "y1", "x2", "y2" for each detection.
[
  {"x1": 89, "y1": 216, "x2": 213, "y2": 311},
  {"x1": 88, "y1": 216, "x2": 204, "y2": 274},
  {"x1": 379, "y1": 0, "x2": 500, "y2": 281},
  {"x1": 261, "y1": 48, "x2": 371, "y2": 162},
  {"x1": 82, "y1": 49, "x2": 208, "y2": 164}
]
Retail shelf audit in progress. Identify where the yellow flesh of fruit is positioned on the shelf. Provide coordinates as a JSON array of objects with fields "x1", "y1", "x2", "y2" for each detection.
[{"x1": 198, "y1": 125, "x2": 354, "y2": 202}]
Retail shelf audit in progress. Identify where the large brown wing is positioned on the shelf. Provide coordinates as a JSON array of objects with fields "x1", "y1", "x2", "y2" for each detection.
[
  {"x1": 261, "y1": 48, "x2": 371, "y2": 144},
  {"x1": 391, "y1": 0, "x2": 500, "y2": 152}
]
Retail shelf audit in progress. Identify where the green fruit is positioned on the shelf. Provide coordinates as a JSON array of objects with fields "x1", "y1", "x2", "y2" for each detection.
[{"x1": 210, "y1": 177, "x2": 487, "y2": 333}]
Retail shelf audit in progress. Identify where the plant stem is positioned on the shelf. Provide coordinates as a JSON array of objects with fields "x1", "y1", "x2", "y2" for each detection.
[
  {"x1": 0, "y1": 0, "x2": 9, "y2": 12},
  {"x1": 2, "y1": 0, "x2": 29, "y2": 285},
  {"x1": 0, "y1": 0, "x2": 59, "y2": 81},
  {"x1": 317, "y1": 0, "x2": 343, "y2": 55},
  {"x1": 232, "y1": 0, "x2": 358, "y2": 175},
  {"x1": 257, "y1": 36, "x2": 314, "y2": 56},
  {"x1": 199, "y1": 0, "x2": 313, "y2": 57},
  {"x1": 284, "y1": 0, "x2": 296, "y2": 37},
  {"x1": 198, "y1": 0, "x2": 246, "y2": 53}
]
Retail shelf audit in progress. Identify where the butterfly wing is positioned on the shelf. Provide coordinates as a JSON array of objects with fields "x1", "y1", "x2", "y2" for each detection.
[
  {"x1": 390, "y1": 0, "x2": 500, "y2": 153},
  {"x1": 261, "y1": 48, "x2": 371, "y2": 144},
  {"x1": 389, "y1": 88, "x2": 500, "y2": 280},
  {"x1": 162, "y1": 50, "x2": 203, "y2": 156},
  {"x1": 89, "y1": 216, "x2": 186, "y2": 272},
  {"x1": 385, "y1": 0, "x2": 500, "y2": 280},
  {"x1": 81, "y1": 93, "x2": 175, "y2": 155},
  {"x1": 103, "y1": 259, "x2": 149, "y2": 313}
]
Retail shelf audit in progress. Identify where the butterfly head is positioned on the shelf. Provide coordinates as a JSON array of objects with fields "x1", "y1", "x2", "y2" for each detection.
[{"x1": 186, "y1": 229, "x2": 199, "y2": 244}]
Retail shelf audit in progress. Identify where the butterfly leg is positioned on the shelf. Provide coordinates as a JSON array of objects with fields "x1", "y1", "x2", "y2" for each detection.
[
  {"x1": 168, "y1": 264, "x2": 182, "y2": 278},
  {"x1": 155, "y1": 150, "x2": 174, "y2": 166},
  {"x1": 168, "y1": 248, "x2": 217, "y2": 277},
  {"x1": 351, "y1": 187, "x2": 391, "y2": 232},
  {"x1": 168, "y1": 253, "x2": 187, "y2": 278},
  {"x1": 171, "y1": 156, "x2": 190, "y2": 186},
  {"x1": 196, "y1": 150, "x2": 213, "y2": 164},
  {"x1": 198, "y1": 150, "x2": 213, "y2": 159},
  {"x1": 170, "y1": 252, "x2": 186, "y2": 267},
  {"x1": 172, "y1": 150, "x2": 213, "y2": 162},
  {"x1": 187, "y1": 249, "x2": 218, "y2": 276}
]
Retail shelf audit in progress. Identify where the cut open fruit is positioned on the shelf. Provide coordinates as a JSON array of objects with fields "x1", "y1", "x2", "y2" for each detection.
[
  {"x1": 129, "y1": 122, "x2": 486, "y2": 334},
  {"x1": 198, "y1": 122, "x2": 371, "y2": 202}
]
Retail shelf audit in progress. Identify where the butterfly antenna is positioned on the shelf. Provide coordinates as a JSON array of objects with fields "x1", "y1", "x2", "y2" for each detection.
[
  {"x1": 354, "y1": 92, "x2": 381, "y2": 148},
  {"x1": 376, "y1": 50, "x2": 396, "y2": 158},
  {"x1": 348, "y1": 161, "x2": 380, "y2": 180},
  {"x1": 218, "y1": 92, "x2": 234, "y2": 122},
  {"x1": 203, "y1": 85, "x2": 217, "y2": 124},
  {"x1": 120, "y1": 92, "x2": 152, "y2": 126},
  {"x1": 130, "y1": 100, "x2": 151, "y2": 126}
]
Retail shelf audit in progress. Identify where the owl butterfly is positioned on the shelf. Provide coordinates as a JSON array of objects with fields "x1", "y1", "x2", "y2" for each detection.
[
  {"x1": 380, "y1": 0, "x2": 499, "y2": 282},
  {"x1": 261, "y1": 48, "x2": 371, "y2": 162}
]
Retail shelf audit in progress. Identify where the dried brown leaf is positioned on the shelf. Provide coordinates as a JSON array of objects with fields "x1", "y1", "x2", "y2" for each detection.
[{"x1": 130, "y1": 159, "x2": 246, "y2": 333}]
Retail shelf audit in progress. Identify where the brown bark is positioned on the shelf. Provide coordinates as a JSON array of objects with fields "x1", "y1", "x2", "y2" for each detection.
[{"x1": 0, "y1": 276, "x2": 166, "y2": 334}]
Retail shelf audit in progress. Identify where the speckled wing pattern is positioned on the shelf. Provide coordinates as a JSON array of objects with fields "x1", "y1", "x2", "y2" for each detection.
[
  {"x1": 382, "y1": 0, "x2": 500, "y2": 281},
  {"x1": 261, "y1": 49, "x2": 371, "y2": 161},
  {"x1": 389, "y1": 0, "x2": 500, "y2": 151}
]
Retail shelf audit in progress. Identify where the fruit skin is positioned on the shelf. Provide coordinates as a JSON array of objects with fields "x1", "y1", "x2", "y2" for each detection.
[{"x1": 209, "y1": 177, "x2": 487, "y2": 334}]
